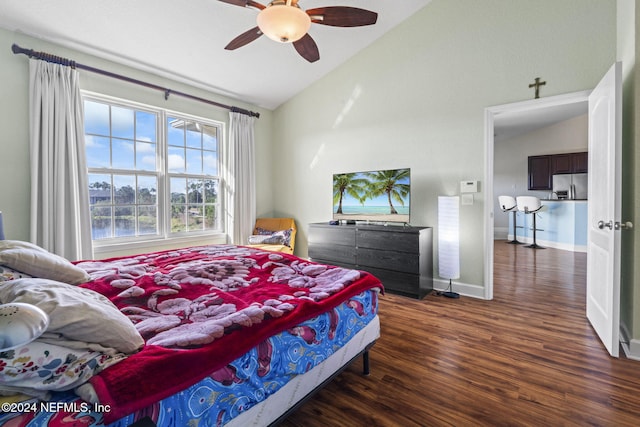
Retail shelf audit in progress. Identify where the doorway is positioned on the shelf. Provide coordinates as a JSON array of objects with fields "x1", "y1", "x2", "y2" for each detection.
[{"x1": 483, "y1": 91, "x2": 590, "y2": 300}]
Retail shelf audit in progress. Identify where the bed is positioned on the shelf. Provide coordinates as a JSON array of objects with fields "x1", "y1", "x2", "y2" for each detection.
[{"x1": 0, "y1": 241, "x2": 382, "y2": 426}]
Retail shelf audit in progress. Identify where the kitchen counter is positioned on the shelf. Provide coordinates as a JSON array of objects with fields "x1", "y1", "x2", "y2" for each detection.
[{"x1": 508, "y1": 200, "x2": 587, "y2": 252}]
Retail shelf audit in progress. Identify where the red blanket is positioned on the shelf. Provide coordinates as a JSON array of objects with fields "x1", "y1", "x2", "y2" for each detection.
[{"x1": 76, "y1": 245, "x2": 382, "y2": 423}]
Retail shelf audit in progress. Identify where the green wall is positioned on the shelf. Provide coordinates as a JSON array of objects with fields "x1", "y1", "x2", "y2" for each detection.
[
  {"x1": 618, "y1": 0, "x2": 639, "y2": 356},
  {"x1": 271, "y1": 0, "x2": 617, "y2": 296}
]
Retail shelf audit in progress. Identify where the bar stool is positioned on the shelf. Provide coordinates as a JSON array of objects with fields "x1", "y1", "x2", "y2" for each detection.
[
  {"x1": 516, "y1": 196, "x2": 545, "y2": 249},
  {"x1": 498, "y1": 195, "x2": 522, "y2": 244}
]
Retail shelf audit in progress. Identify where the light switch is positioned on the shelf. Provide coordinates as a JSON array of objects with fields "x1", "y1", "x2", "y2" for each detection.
[
  {"x1": 462, "y1": 194, "x2": 474, "y2": 205},
  {"x1": 460, "y1": 180, "x2": 478, "y2": 193}
]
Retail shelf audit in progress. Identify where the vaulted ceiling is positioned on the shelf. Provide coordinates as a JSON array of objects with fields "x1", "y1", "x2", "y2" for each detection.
[{"x1": 0, "y1": 0, "x2": 431, "y2": 110}]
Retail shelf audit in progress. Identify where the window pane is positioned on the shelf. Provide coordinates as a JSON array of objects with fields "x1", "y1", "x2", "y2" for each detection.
[
  {"x1": 136, "y1": 141, "x2": 157, "y2": 171},
  {"x1": 114, "y1": 206, "x2": 135, "y2": 237},
  {"x1": 204, "y1": 205, "x2": 217, "y2": 230},
  {"x1": 112, "y1": 139, "x2": 135, "y2": 169},
  {"x1": 168, "y1": 146, "x2": 186, "y2": 173},
  {"x1": 114, "y1": 175, "x2": 136, "y2": 204},
  {"x1": 138, "y1": 206, "x2": 157, "y2": 235},
  {"x1": 136, "y1": 111, "x2": 156, "y2": 143},
  {"x1": 88, "y1": 174, "x2": 112, "y2": 204},
  {"x1": 186, "y1": 123, "x2": 201, "y2": 149},
  {"x1": 112, "y1": 106, "x2": 134, "y2": 139},
  {"x1": 137, "y1": 176, "x2": 157, "y2": 205},
  {"x1": 188, "y1": 205, "x2": 204, "y2": 231},
  {"x1": 86, "y1": 136, "x2": 111, "y2": 168},
  {"x1": 204, "y1": 179, "x2": 218, "y2": 203},
  {"x1": 171, "y1": 205, "x2": 186, "y2": 233},
  {"x1": 167, "y1": 116, "x2": 184, "y2": 147},
  {"x1": 171, "y1": 177, "x2": 187, "y2": 203},
  {"x1": 91, "y1": 206, "x2": 112, "y2": 240},
  {"x1": 188, "y1": 179, "x2": 203, "y2": 204},
  {"x1": 203, "y1": 151, "x2": 217, "y2": 175},
  {"x1": 186, "y1": 149, "x2": 202, "y2": 174},
  {"x1": 202, "y1": 125, "x2": 217, "y2": 151},
  {"x1": 84, "y1": 101, "x2": 110, "y2": 136}
]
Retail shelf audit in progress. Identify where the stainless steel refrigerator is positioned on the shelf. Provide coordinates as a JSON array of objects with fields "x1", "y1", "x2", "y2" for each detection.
[{"x1": 552, "y1": 173, "x2": 588, "y2": 200}]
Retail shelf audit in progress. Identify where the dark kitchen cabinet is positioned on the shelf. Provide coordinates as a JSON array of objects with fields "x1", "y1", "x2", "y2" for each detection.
[
  {"x1": 551, "y1": 154, "x2": 572, "y2": 174},
  {"x1": 528, "y1": 155, "x2": 552, "y2": 190},
  {"x1": 528, "y1": 152, "x2": 588, "y2": 190},
  {"x1": 572, "y1": 152, "x2": 588, "y2": 173}
]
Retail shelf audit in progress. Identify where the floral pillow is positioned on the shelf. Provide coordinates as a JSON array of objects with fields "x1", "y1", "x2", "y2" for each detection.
[
  {"x1": 248, "y1": 234, "x2": 285, "y2": 245},
  {"x1": 0, "y1": 340, "x2": 124, "y2": 397},
  {"x1": 0, "y1": 265, "x2": 31, "y2": 283},
  {"x1": 255, "y1": 228, "x2": 293, "y2": 247}
]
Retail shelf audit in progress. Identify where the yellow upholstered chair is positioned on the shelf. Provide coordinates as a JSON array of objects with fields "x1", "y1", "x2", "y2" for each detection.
[{"x1": 246, "y1": 217, "x2": 297, "y2": 254}]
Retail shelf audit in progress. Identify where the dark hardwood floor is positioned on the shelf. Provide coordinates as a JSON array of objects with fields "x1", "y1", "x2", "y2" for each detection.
[{"x1": 281, "y1": 242, "x2": 640, "y2": 426}]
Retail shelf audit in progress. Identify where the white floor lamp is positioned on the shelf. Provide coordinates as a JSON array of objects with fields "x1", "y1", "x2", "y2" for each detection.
[{"x1": 438, "y1": 196, "x2": 460, "y2": 298}]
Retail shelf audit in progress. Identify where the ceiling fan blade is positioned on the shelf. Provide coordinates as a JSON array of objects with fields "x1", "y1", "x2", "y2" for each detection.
[
  {"x1": 218, "y1": 0, "x2": 265, "y2": 10},
  {"x1": 218, "y1": 0, "x2": 249, "y2": 7},
  {"x1": 293, "y1": 33, "x2": 320, "y2": 63},
  {"x1": 306, "y1": 7, "x2": 378, "y2": 27},
  {"x1": 225, "y1": 27, "x2": 263, "y2": 50}
]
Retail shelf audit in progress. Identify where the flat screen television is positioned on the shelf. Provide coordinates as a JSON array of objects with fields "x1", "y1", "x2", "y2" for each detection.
[{"x1": 333, "y1": 168, "x2": 410, "y2": 224}]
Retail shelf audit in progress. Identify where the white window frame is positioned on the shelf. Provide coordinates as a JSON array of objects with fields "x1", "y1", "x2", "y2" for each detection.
[{"x1": 83, "y1": 92, "x2": 226, "y2": 255}]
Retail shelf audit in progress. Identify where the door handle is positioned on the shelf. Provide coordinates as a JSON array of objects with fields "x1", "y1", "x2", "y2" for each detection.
[
  {"x1": 598, "y1": 220, "x2": 613, "y2": 230},
  {"x1": 615, "y1": 221, "x2": 634, "y2": 230}
]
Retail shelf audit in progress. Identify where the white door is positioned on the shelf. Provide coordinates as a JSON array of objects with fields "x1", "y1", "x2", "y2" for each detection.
[{"x1": 586, "y1": 62, "x2": 622, "y2": 357}]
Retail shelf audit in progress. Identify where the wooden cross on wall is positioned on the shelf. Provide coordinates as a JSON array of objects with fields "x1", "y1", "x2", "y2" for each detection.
[{"x1": 529, "y1": 77, "x2": 546, "y2": 99}]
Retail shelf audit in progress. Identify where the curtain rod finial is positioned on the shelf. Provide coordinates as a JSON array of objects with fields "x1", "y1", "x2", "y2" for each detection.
[{"x1": 11, "y1": 44, "x2": 34, "y2": 58}]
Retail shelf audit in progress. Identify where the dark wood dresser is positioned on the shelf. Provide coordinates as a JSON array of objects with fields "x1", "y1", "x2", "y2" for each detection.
[{"x1": 308, "y1": 222, "x2": 433, "y2": 299}]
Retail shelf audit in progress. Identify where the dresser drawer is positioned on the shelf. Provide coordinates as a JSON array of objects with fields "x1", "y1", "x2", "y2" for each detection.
[
  {"x1": 309, "y1": 244, "x2": 356, "y2": 265},
  {"x1": 357, "y1": 247, "x2": 419, "y2": 274},
  {"x1": 358, "y1": 266, "x2": 423, "y2": 298},
  {"x1": 308, "y1": 225, "x2": 355, "y2": 246},
  {"x1": 357, "y1": 229, "x2": 419, "y2": 253}
]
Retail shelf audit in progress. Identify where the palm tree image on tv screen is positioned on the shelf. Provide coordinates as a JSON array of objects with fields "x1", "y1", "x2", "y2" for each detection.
[{"x1": 333, "y1": 168, "x2": 410, "y2": 224}]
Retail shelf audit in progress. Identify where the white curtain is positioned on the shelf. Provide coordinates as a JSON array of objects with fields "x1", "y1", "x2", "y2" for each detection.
[
  {"x1": 29, "y1": 59, "x2": 92, "y2": 261},
  {"x1": 226, "y1": 111, "x2": 256, "y2": 245}
]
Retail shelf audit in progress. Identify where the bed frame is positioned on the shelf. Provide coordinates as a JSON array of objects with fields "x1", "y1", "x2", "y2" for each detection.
[{"x1": 269, "y1": 342, "x2": 377, "y2": 426}]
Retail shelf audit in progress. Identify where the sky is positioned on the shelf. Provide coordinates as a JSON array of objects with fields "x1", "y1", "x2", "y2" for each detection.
[{"x1": 84, "y1": 100, "x2": 218, "y2": 177}]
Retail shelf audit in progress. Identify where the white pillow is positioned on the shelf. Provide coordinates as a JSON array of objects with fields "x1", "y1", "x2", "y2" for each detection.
[
  {"x1": 0, "y1": 240, "x2": 89, "y2": 285},
  {"x1": 0, "y1": 278, "x2": 144, "y2": 354},
  {"x1": 0, "y1": 240, "x2": 49, "y2": 252}
]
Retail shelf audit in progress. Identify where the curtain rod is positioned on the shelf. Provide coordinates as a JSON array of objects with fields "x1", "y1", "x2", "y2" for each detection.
[{"x1": 11, "y1": 44, "x2": 260, "y2": 119}]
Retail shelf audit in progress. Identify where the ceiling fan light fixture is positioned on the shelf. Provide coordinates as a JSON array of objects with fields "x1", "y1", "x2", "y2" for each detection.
[{"x1": 257, "y1": 3, "x2": 311, "y2": 43}]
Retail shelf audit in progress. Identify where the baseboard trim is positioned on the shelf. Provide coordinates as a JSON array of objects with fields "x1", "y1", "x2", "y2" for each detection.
[
  {"x1": 494, "y1": 227, "x2": 509, "y2": 240},
  {"x1": 433, "y1": 278, "x2": 486, "y2": 299},
  {"x1": 505, "y1": 235, "x2": 586, "y2": 253},
  {"x1": 620, "y1": 323, "x2": 640, "y2": 360}
]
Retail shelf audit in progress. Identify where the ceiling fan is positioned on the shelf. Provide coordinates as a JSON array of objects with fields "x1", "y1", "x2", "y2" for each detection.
[{"x1": 219, "y1": 0, "x2": 378, "y2": 63}]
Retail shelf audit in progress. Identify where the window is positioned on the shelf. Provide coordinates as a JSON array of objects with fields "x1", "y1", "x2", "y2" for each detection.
[{"x1": 84, "y1": 95, "x2": 223, "y2": 244}]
